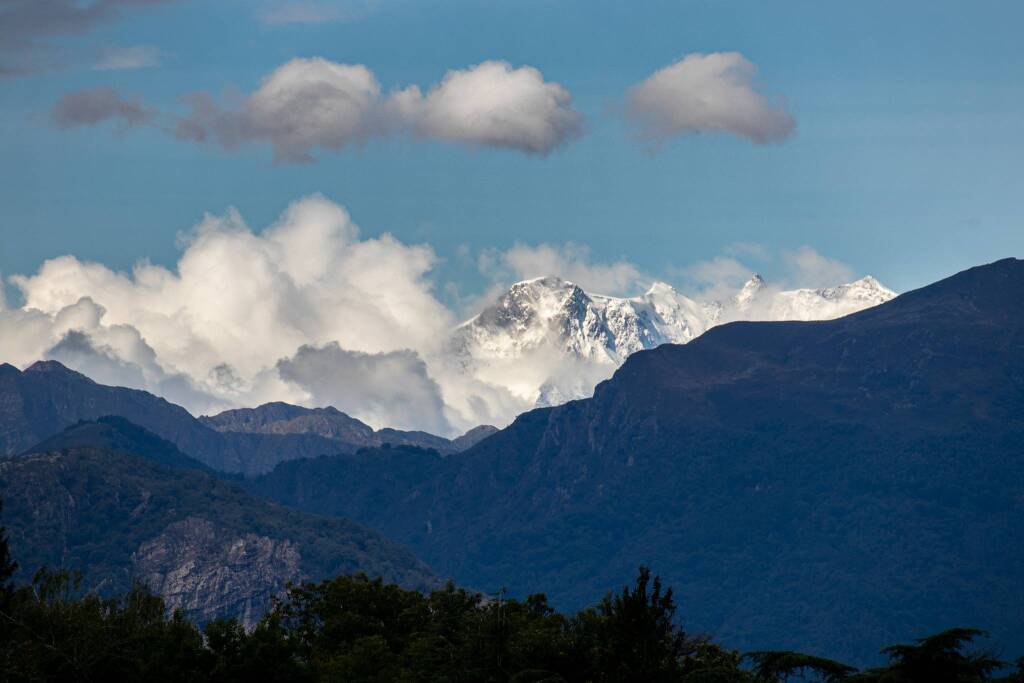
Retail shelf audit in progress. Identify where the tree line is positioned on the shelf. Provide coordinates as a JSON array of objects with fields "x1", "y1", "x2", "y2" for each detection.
[{"x1": 1, "y1": 504, "x2": 1021, "y2": 682}]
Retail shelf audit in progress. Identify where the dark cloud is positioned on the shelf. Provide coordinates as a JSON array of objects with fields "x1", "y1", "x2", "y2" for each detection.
[
  {"x1": 46, "y1": 328, "x2": 226, "y2": 415},
  {"x1": 277, "y1": 342, "x2": 452, "y2": 435},
  {"x1": 51, "y1": 87, "x2": 154, "y2": 130},
  {"x1": 0, "y1": 0, "x2": 180, "y2": 76}
]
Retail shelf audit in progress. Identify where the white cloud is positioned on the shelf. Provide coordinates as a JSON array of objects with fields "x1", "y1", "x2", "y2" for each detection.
[
  {"x1": 481, "y1": 242, "x2": 647, "y2": 296},
  {"x1": 176, "y1": 58, "x2": 383, "y2": 163},
  {"x1": 681, "y1": 255, "x2": 756, "y2": 301},
  {"x1": 391, "y1": 61, "x2": 584, "y2": 154},
  {"x1": 781, "y1": 245, "x2": 854, "y2": 289},
  {"x1": 626, "y1": 52, "x2": 795, "y2": 145},
  {"x1": 175, "y1": 58, "x2": 582, "y2": 161},
  {"x1": 93, "y1": 44, "x2": 160, "y2": 71},
  {"x1": 1, "y1": 195, "x2": 875, "y2": 435},
  {"x1": 4, "y1": 194, "x2": 481, "y2": 431}
]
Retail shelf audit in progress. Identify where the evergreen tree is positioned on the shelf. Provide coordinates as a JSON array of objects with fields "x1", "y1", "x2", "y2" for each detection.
[
  {"x1": 855, "y1": 628, "x2": 1004, "y2": 683},
  {"x1": 745, "y1": 650, "x2": 856, "y2": 682},
  {"x1": 588, "y1": 566, "x2": 699, "y2": 682}
]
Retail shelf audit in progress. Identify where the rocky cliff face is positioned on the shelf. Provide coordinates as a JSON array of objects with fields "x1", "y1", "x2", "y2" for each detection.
[
  {"x1": 0, "y1": 447, "x2": 438, "y2": 625},
  {"x1": 134, "y1": 517, "x2": 303, "y2": 627}
]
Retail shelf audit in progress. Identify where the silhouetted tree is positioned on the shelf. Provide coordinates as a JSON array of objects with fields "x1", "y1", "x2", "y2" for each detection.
[
  {"x1": 0, "y1": 501, "x2": 14, "y2": 589},
  {"x1": 855, "y1": 628, "x2": 1003, "y2": 683},
  {"x1": 745, "y1": 650, "x2": 856, "y2": 682},
  {"x1": 587, "y1": 566, "x2": 699, "y2": 682}
]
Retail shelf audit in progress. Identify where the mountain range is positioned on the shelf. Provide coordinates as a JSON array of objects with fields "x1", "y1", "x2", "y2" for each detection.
[
  {"x1": 0, "y1": 258, "x2": 1019, "y2": 664},
  {"x1": 0, "y1": 362, "x2": 491, "y2": 475},
  {"x1": 0, "y1": 417, "x2": 438, "y2": 626},
  {"x1": 248, "y1": 258, "x2": 1024, "y2": 663},
  {"x1": 449, "y1": 273, "x2": 895, "y2": 408}
]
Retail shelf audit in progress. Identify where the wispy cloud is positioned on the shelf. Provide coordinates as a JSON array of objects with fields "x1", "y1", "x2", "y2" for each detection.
[
  {"x1": 51, "y1": 87, "x2": 155, "y2": 131},
  {"x1": 258, "y1": 1, "x2": 376, "y2": 26},
  {"x1": 0, "y1": 0, "x2": 180, "y2": 77},
  {"x1": 93, "y1": 45, "x2": 161, "y2": 71},
  {"x1": 479, "y1": 242, "x2": 647, "y2": 296}
]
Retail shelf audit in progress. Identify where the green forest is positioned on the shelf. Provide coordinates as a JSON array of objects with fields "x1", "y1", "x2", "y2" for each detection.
[{"x1": 1, "y1": 506, "x2": 1021, "y2": 683}]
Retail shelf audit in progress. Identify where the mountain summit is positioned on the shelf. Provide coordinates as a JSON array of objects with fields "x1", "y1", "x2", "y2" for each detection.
[{"x1": 449, "y1": 272, "x2": 896, "y2": 407}]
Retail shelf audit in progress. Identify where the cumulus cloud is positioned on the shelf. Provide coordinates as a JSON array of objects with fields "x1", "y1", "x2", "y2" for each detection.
[
  {"x1": 480, "y1": 242, "x2": 647, "y2": 295},
  {"x1": 391, "y1": 61, "x2": 584, "y2": 154},
  {"x1": 46, "y1": 327, "x2": 225, "y2": 415},
  {"x1": 175, "y1": 58, "x2": 582, "y2": 161},
  {"x1": 51, "y1": 87, "x2": 154, "y2": 130},
  {"x1": 0, "y1": 0, "x2": 179, "y2": 76},
  {"x1": 1, "y1": 195, "x2": 540, "y2": 434},
  {"x1": 175, "y1": 59, "x2": 384, "y2": 163},
  {"x1": 1, "y1": 194, "x2": 872, "y2": 435},
  {"x1": 626, "y1": 52, "x2": 795, "y2": 145},
  {"x1": 278, "y1": 343, "x2": 450, "y2": 433}
]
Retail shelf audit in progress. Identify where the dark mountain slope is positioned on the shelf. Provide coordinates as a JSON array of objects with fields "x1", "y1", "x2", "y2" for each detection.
[
  {"x1": 201, "y1": 402, "x2": 497, "y2": 454},
  {"x1": 0, "y1": 362, "x2": 346, "y2": 474},
  {"x1": 0, "y1": 446, "x2": 438, "y2": 627},
  {"x1": 250, "y1": 258, "x2": 1024, "y2": 663},
  {"x1": 23, "y1": 415, "x2": 212, "y2": 473}
]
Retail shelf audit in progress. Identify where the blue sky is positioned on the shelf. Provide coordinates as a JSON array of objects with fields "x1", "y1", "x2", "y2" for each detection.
[{"x1": 2, "y1": 0, "x2": 1023, "y2": 299}]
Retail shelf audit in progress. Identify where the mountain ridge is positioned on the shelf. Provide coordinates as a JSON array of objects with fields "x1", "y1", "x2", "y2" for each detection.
[
  {"x1": 250, "y1": 258, "x2": 1024, "y2": 664},
  {"x1": 0, "y1": 445, "x2": 439, "y2": 626},
  {"x1": 0, "y1": 363, "x2": 491, "y2": 474},
  {"x1": 449, "y1": 272, "x2": 896, "y2": 408}
]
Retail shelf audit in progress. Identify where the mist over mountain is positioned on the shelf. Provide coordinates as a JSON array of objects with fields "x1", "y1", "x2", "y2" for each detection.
[
  {"x1": 451, "y1": 272, "x2": 895, "y2": 408},
  {"x1": 248, "y1": 258, "x2": 1024, "y2": 663},
  {"x1": 0, "y1": 362, "x2": 484, "y2": 474},
  {"x1": 0, "y1": 195, "x2": 895, "y2": 434}
]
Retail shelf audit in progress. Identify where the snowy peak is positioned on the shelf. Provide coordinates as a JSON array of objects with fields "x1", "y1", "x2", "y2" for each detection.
[
  {"x1": 756, "y1": 276, "x2": 897, "y2": 322},
  {"x1": 450, "y1": 272, "x2": 896, "y2": 409},
  {"x1": 734, "y1": 274, "x2": 767, "y2": 309}
]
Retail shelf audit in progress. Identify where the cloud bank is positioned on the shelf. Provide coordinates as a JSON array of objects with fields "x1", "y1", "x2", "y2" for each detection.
[
  {"x1": 2, "y1": 195, "x2": 475, "y2": 431},
  {"x1": 1, "y1": 195, "x2": 874, "y2": 435},
  {"x1": 174, "y1": 58, "x2": 583, "y2": 161},
  {"x1": 626, "y1": 52, "x2": 795, "y2": 145}
]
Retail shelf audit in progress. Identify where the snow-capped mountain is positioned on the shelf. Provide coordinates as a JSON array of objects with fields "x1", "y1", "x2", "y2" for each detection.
[
  {"x1": 732, "y1": 274, "x2": 896, "y2": 321},
  {"x1": 449, "y1": 274, "x2": 896, "y2": 407}
]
